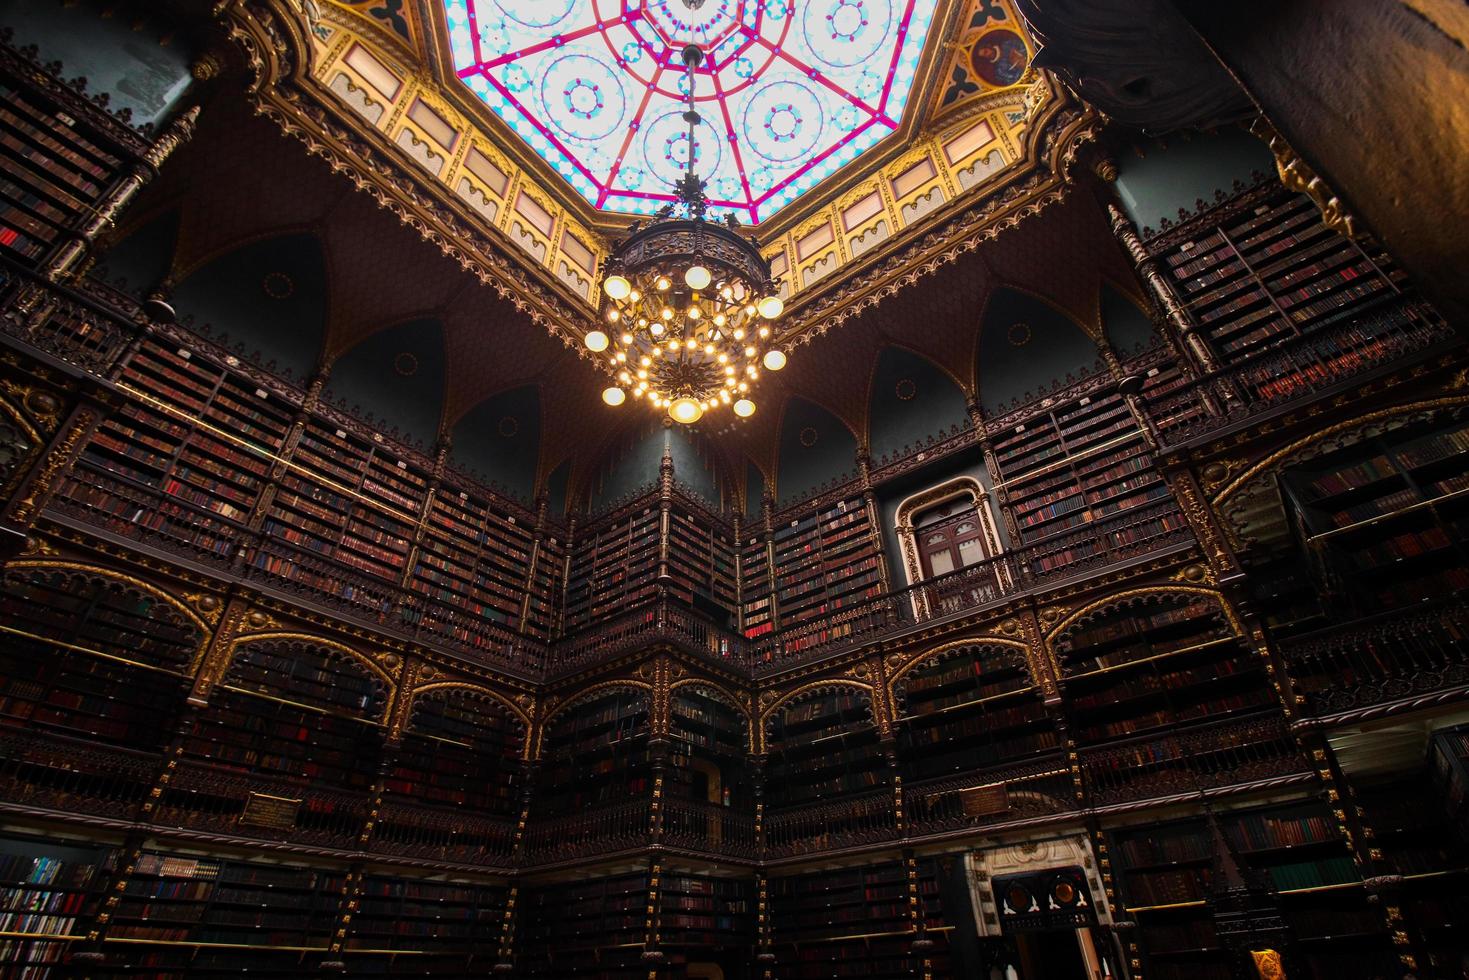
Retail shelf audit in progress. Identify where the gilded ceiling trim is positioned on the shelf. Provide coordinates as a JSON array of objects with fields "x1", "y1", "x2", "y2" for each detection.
[
  {"x1": 776, "y1": 86, "x2": 1103, "y2": 347},
  {"x1": 222, "y1": 0, "x2": 603, "y2": 345}
]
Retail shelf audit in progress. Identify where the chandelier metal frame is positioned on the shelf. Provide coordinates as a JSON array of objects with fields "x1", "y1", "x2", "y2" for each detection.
[{"x1": 589, "y1": 44, "x2": 787, "y2": 425}]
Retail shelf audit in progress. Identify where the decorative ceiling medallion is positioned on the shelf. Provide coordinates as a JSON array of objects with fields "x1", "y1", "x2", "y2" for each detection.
[
  {"x1": 441, "y1": 0, "x2": 943, "y2": 223},
  {"x1": 894, "y1": 377, "x2": 917, "y2": 400},
  {"x1": 497, "y1": 415, "x2": 520, "y2": 437},
  {"x1": 261, "y1": 271, "x2": 295, "y2": 299},
  {"x1": 799, "y1": 425, "x2": 819, "y2": 447},
  {"x1": 1007, "y1": 321, "x2": 1031, "y2": 346},
  {"x1": 393, "y1": 351, "x2": 420, "y2": 376},
  {"x1": 969, "y1": 28, "x2": 1028, "y2": 87}
]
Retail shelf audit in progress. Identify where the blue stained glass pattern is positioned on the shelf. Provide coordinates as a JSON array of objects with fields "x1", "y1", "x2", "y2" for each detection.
[{"x1": 441, "y1": 0, "x2": 942, "y2": 223}]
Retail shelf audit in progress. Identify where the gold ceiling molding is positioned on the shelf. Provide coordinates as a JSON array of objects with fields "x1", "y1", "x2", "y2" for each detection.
[
  {"x1": 220, "y1": 0, "x2": 1098, "y2": 356},
  {"x1": 776, "y1": 84, "x2": 1102, "y2": 346},
  {"x1": 221, "y1": 0, "x2": 604, "y2": 348}
]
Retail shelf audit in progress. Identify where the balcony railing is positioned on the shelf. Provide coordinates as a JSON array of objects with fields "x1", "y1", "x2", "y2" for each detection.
[
  {"x1": 0, "y1": 727, "x2": 160, "y2": 822},
  {"x1": 764, "y1": 788, "x2": 898, "y2": 858},
  {"x1": 370, "y1": 800, "x2": 517, "y2": 866},
  {"x1": 518, "y1": 798, "x2": 651, "y2": 862},
  {"x1": 661, "y1": 797, "x2": 759, "y2": 858},
  {"x1": 1078, "y1": 711, "x2": 1307, "y2": 807},
  {"x1": 906, "y1": 754, "x2": 1076, "y2": 835},
  {"x1": 1153, "y1": 294, "x2": 1454, "y2": 447},
  {"x1": 1281, "y1": 597, "x2": 1469, "y2": 717}
]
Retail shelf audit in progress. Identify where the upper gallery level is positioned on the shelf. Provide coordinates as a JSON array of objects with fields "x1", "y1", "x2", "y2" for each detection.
[{"x1": 0, "y1": 13, "x2": 1462, "y2": 692}]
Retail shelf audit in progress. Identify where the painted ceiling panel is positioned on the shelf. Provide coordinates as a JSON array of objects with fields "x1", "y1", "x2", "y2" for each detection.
[{"x1": 442, "y1": 0, "x2": 942, "y2": 223}]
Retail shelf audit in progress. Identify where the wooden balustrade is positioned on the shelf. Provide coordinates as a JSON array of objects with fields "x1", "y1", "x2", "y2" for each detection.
[
  {"x1": 154, "y1": 761, "x2": 370, "y2": 850},
  {"x1": 906, "y1": 755, "x2": 1076, "y2": 834},
  {"x1": 1078, "y1": 711, "x2": 1307, "y2": 807},
  {"x1": 518, "y1": 798, "x2": 651, "y2": 861},
  {"x1": 0, "y1": 728, "x2": 159, "y2": 821},
  {"x1": 764, "y1": 789, "x2": 898, "y2": 858},
  {"x1": 660, "y1": 797, "x2": 759, "y2": 858},
  {"x1": 1281, "y1": 596, "x2": 1469, "y2": 716},
  {"x1": 370, "y1": 801, "x2": 517, "y2": 865}
]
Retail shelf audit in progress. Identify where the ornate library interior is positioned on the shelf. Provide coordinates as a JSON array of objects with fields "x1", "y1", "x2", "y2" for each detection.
[{"x1": 0, "y1": 0, "x2": 1465, "y2": 977}]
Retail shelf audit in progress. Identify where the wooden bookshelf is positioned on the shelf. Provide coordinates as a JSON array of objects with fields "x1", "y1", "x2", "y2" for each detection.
[
  {"x1": 986, "y1": 385, "x2": 1179, "y2": 572},
  {"x1": 1283, "y1": 416, "x2": 1469, "y2": 613},
  {"x1": 762, "y1": 692, "x2": 896, "y2": 856},
  {"x1": 1111, "y1": 801, "x2": 1395, "y2": 980},
  {"x1": 657, "y1": 872, "x2": 754, "y2": 952},
  {"x1": 562, "y1": 505, "x2": 661, "y2": 631},
  {"x1": 767, "y1": 495, "x2": 883, "y2": 655},
  {"x1": 0, "y1": 834, "x2": 113, "y2": 974},
  {"x1": 385, "y1": 690, "x2": 525, "y2": 815},
  {"x1": 769, "y1": 861, "x2": 920, "y2": 979},
  {"x1": 344, "y1": 873, "x2": 507, "y2": 959},
  {"x1": 163, "y1": 643, "x2": 386, "y2": 845},
  {"x1": 518, "y1": 871, "x2": 649, "y2": 977},
  {"x1": 1158, "y1": 185, "x2": 1409, "y2": 366},
  {"x1": 664, "y1": 497, "x2": 739, "y2": 623},
  {"x1": 0, "y1": 570, "x2": 195, "y2": 813},
  {"x1": 895, "y1": 644, "x2": 1058, "y2": 782},
  {"x1": 0, "y1": 67, "x2": 132, "y2": 269},
  {"x1": 1056, "y1": 595, "x2": 1270, "y2": 747},
  {"x1": 739, "y1": 531, "x2": 774, "y2": 640},
  {"x1": 534, "y1": 690, "x2": 652, "y2": 818}
]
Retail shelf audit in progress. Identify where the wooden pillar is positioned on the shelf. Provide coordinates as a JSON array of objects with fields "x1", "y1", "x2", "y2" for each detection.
[
  {"x1": 857, "y1": 450, "x2": 893, "y2": 593},
  {"x1": 0, "y1": 396, "x2": 111, "y2": 557}
]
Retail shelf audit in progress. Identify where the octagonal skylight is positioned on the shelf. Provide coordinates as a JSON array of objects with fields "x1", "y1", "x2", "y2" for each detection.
[{"x1": 443, "y1": 0, "x2": 942, "y2": 224}]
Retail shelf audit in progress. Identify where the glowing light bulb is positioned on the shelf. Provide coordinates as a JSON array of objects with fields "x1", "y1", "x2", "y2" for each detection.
[
  {"x1": 714, "y1": 314, "x2": 727, "y2": 328},
  {"x1": 620, "y1": 333, "x2": 634, "y2": 346},
  {"x1": 685, "y1": 265, "x2": 712, "y2": 290},
  {"x1": 640, "y1": 356, "x2": 651, "y2": 367},
  {"x1": 759, "y1": 326, "x2": 771, "y2": 338},
  {"x1": 763, "y1": 349, "x2": 787, "y2": 371},
  {"x1": 618, "y1": 371, "x2": 631, "y2": 384},
  {"x1": 602, "y1": 276, "x2": 631, "y2": 300},
  {"x1": 584, "y1": 330, "x2": 610, "y2": 352},
  {"x1": 656, "y1": 276, "x2": 672, "y2": 291},
  {"x1": 704, "y1": 344, "x2": 716, "y2": 356},
  {"x1": 606, "y1": 309, "x2": 620, "y2": 323},
  {"x1": 661, "y1": 307, "x2": 674, "y2": 320},
  {"x1": 687, "y1": 306, "x2": 702, "y2": 320},
  {"x1": 651, "y1": 323, "x2": 665, "y2": 336},
  {"x1": 602, "y1": 386, "x2": 626, "y2": 406},
  {"x1": 669, "y1": 397, "x2": 704, "y2": 424},
  {"x1": 758, "y1": 296, "x2": 784, "y2": 319},
  {"x1": 732, "y1": 329, "x2": 744, "y2": 340},
  {"x1": 628, "y1": 289, "x2": 641, "y2": 302},
  {"x1": 744, "y1": 346, "x2": 757, "y2": 358},
  {"x1": 734, "y1": 399, "x2": 756, "y2": 418}
]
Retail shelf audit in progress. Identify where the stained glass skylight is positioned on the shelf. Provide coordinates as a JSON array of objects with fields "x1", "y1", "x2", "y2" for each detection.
[{"x1": 442, "y1": 0, "x2": 942, "y2": 224}]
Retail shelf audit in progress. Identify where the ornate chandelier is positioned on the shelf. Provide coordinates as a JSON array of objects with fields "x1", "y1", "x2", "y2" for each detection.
[{"x1": 588, "y1": 44, "x2": 787, "y2": 425}]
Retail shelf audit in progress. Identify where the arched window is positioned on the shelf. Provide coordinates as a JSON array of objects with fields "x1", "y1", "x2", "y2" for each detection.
[{"x1": 914, "y1": 497, "x2": 993, "y2": 578}]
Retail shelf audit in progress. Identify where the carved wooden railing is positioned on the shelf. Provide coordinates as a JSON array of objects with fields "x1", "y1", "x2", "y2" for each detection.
[
  {"x1": 763, "y1": 788, "x2": 898, "y2": 858},
  {"x1": 370, "y1": 800, "x2": 517, "y2": 865},
  {"x1": 1281, "y1": 597, "x2": 1469, "y2": 717},
  {"x1": 0, "y1": 727, "x2": 160, "y2": 822},
  {"x1": 518, "y1": 798, "x2": 651, "y2": 862},
  {"x1": 153, "y1": 762, "x2": 370, "y2": 850},
  {"x1": 906, "y1": 754, "x2": 1076, "y2": 835},
  {"x1": 0, "y1": 266, "x2": 137, "y2": 374},
  {"x1": 1155, "y1": 294, "x2": 1454, "y2": 447},
  {"x1": 1078, "y1": 711, "x2": 1307, "y2": 807},
  {"x1": 547, "y1": 599, "x2": 750, "y2": 676},
  {"x1": 660, "y1": 797, "x2": 759, "y2": 858}
]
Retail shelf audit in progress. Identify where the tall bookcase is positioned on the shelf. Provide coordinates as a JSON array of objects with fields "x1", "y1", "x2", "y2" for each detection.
[
  {"x1": 1283, "y1": 415, "x2": 1469, "y2": 613},
  {"x1": 656, "y1": 870, "x2": 755, "y2": 967},
  {"x1": 107, "y1": 851, "x2": 344, "y2": 976},
  {"x1": 1157, "y1": 184, "x2": 1411, "y2": 367},
  {"x1": 1109, "y1": 801, "x2": 1396, "y2": 980},
  {"x1": 562, "y1": 505, "x2": 661, "y2": 630},
  {"x1": 986, "y1": 385, "x2": 1182, "y2": 575},
  {"x1": 768, "y1": 861, "x2": 919, "y2": 979},
  {"x1": 739, "y1": 531, "x2": 775, "y2": 640},
  {"x1": 768, "y1": 495, "x2": 882, "y2": 655},
  {"x1": 165, "y1": 642, "x2": 387, "y2": 845},
  {"x1": 375, "y1": 689, "x2": 526, "y2": 863},
  {"x1": 893, "y1": 644, "x2": 1064, "y2": 831},
  {"x1": 60, "y1": 338, "x2": 294, "y2": 563},
  {"x1": 0, "y1": 62, "x2": 138, "y2": 269},
  {"x1": 665, "y1": 496, "x2": 739, "y2": 623},
  {"x1": 518, "y1": 871, "x2": 650, "y2": 977},
  {"x1": 1057, "y1": 595, "x2": 1300, "y2": 803},
  {"x1": 0, "y1": 569, "x2": 196, "y2": 814},
  {"x1": 533, "y1": 690, "x2": 652, "y2": 817},
  {"x1": 0, "y1": 833, "x2": 114, "y2": 975},
  {"x1": 343, "y1": 872, "x2": 509, "y2": 969}
]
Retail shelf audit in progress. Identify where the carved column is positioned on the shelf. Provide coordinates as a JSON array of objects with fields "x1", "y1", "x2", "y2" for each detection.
[
  {"x1": 856, "y1": 450, "x2": 893, "y2": 593},
  {"x1": 493, "y1": 883, "x2": 520, "y2": 973},
  {"x1": 969, "y1": 401, "x2": 1023, "y2": 554},
  {"x1": 656, "y1": 439, "x2": 675, "y2": 585},
  {"x1": 0, "y1": 395, "x2": 111, "y2": 555},
  {"x1": 761, "y1": 493, "x2": 779, "y2": 632},
  {"x1": 45, "y1": 107, "x2": 202, "y2": 282},
  {"x1": 519, "y1": 489, "x2": 550, "y2": 629},
  {"x1": 642, "y1": 857, "x2": 667, "y2": 974},
  {"x1": 1105, "y1": 203, "x2": 1225, "y2": 378},
  {"x1": 755, "y1": 871, "x2": 776, "y2": 977}
]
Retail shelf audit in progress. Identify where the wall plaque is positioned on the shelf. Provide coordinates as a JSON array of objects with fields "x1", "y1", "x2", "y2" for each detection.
[
  {"x1": 239, "y1": 792, "x2": 302, "y2": 830},
  {"x1": 959, "y1": 784, "x2": 1009, "y2": 817}
]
